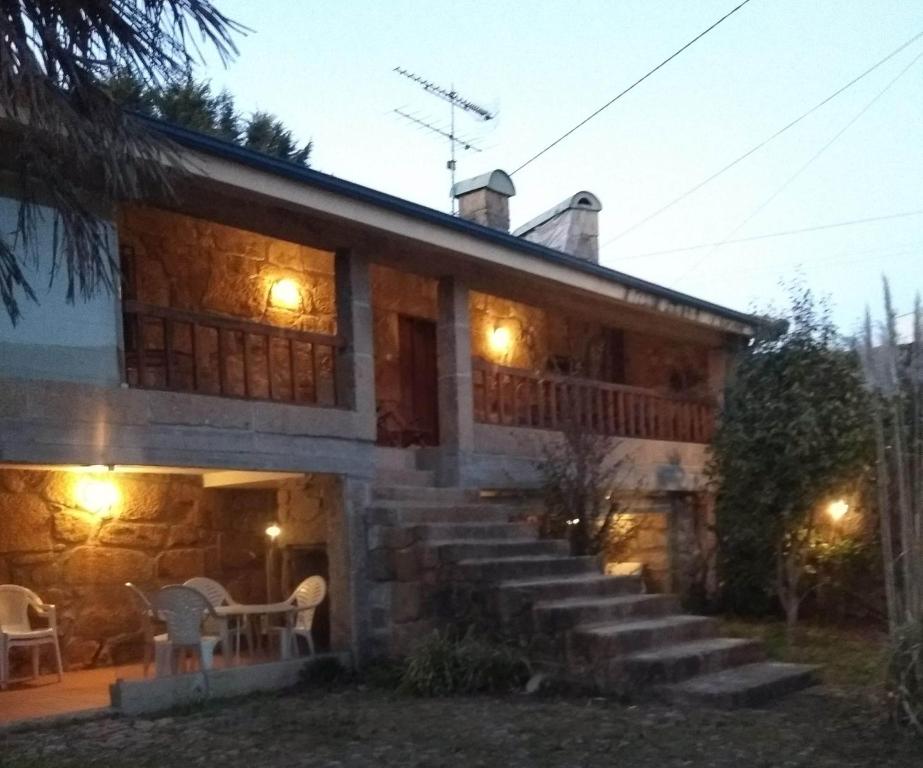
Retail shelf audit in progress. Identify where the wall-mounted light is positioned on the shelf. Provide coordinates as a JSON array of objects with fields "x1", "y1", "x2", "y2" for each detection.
[
  {"x1": 265, "y1": 523, "x2": 282, "y2": 540},
  {"x1": 75, "y1": 476, "x2": 119, "y2": 518},
  {"x1": 269, "y1": 278, "x2": 302, "y2": 310},
  {"x1": 827, "y1": 499, "x2": 849, "y2": 522},
  {"x1": 489, "y1": 326, "x2": 512, "y2": 357}
]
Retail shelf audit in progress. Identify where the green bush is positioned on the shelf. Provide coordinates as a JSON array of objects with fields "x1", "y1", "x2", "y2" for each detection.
[
  {"x1": 888, "y1": 620, "x2": 923, "y2": 731},
  {"x1": 399, "y1": 629, "x2": 530, "y2": 696}
]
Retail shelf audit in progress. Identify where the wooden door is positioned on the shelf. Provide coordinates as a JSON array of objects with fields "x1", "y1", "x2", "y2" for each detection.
[{"x1": 397, "y1": 315, "x2": 439, "y2": 446}]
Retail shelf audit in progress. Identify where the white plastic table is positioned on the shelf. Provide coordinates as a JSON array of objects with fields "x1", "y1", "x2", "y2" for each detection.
[{"x1": 215, "y1": 601, "x2": 299, "y2": 661}]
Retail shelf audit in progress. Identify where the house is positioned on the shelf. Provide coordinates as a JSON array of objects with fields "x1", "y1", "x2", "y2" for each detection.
[{"x1": 0, "y1": 120, "x2": 814, "y2": 713}]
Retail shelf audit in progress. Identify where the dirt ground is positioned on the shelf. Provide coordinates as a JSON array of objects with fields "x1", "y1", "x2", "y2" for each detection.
[{"x1": 1, "y1": 682, "x2": 919, "y2": 768}]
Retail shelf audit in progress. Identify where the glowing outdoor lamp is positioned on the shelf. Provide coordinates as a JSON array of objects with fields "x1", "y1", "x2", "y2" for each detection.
[
  {"x1": 75, "y1": 475, "x2": 119, "y2": 518},
  {"x1": 265, "y1": 523, "x2": 282, "y2": 540},
  {"x1": 827, "y1": 499, "x2": 849, "y2": 522},
  {"x1": 489, "y1": 326, "x2": 512, "y2": 357},
  {"x1": 269, "y1": 278, "x2": 302, "y2": 310},
  {"x1": 265, "y1": 523, "x2": 283, "y2": 602}
]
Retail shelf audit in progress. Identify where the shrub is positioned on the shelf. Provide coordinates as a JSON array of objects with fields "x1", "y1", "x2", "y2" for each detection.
[
  {"x1": 298, "y1": 656, "x2": 355, "y2": 691},
  {"x1": 888, "y1": 620, "x2": 923, "y2": 731},
  {"x1": 399, "y1": 629, "x2": 530, "y2": 696}
]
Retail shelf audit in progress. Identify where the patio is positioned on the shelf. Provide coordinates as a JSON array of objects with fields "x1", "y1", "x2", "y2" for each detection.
[{"x1": 0, "y1": 464, "x2": 340, "y2": 725}]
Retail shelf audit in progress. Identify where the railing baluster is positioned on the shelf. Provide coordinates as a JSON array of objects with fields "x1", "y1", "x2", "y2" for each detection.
[
  {"x1": 309, "y1": 342, "x2": 318, "y2": 404},
  {"x1": 190, "y1": 321, "x2": 200, "y2": 392},
  {"x1": 536, "y1": 379, "x2": 545, "y2": 428},
  {"x1": 216, "y1": 326, "x2": 227, "y2": 396},
  {"x1": 265, "y1": 333, "x2": 274, "y2": 400},
  {"x1": 163, "y1": 318, "x2": 174, "y2": 389},
  {"x1": 288, "y1": 338, "x2": 297, "y2": 403},
  {"x1": 136, "y1": 315, "x2": 148, "y2": 388}
]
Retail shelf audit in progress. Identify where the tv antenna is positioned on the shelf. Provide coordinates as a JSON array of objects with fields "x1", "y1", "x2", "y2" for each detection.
[{"x1": 393, "y1": 67, "x2": 496, "y2": 212}]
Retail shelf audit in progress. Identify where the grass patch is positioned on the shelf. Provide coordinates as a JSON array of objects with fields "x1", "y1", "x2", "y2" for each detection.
[{"x1": 718, "y1": 617, "x2": 888, "y2": 689}]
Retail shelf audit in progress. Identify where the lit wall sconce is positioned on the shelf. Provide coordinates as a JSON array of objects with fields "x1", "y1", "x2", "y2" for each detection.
[
  {"x1": 489, "y1": 325, "x2": 512, "y2": 358},
  {"x1": 269, "y1": 278, "x2": 302, "y2": 310},
  {"x1": 827, "y1": 499, "x2": 849, "y2": 522},
  {"x1": 265, "y1": 523, "x2": 282, "y2": 540},
  {"x1": 75, "y1": 475, "x2": 120, "y2": 518}
]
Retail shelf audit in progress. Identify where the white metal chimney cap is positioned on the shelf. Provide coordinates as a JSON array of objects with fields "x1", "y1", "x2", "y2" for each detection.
[
  {"x1": 512, "y1": 191, "x2": 602, "y2": 238},
  {"x1": 451, "y1": 169, "x2": 516, "y2": 198}
]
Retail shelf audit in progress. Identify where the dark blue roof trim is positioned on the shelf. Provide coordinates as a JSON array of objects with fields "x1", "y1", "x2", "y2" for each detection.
[{"x1": 145, "y1": 116, "x2": 761, "y2": 331}]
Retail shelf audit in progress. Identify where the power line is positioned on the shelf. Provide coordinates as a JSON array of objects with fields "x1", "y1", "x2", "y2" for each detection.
[
  {"x1": 602, "y1": 29, "x2": 923, "y2": 248},
  {"x1": 621, "y1": 210, "x2": 923, "y2": 259},
  {"x1": 677, "y1": 46, "x2": 923, "y2": 279},
  {"x1": 510, "y1": 0, "x2": 754, "y2": 176}
]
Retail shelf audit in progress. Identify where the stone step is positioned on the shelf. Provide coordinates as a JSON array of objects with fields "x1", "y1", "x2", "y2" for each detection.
[
  {"x1": 455, "y1": 555, "x2": 599, "y2": 583},
  {"x1": 427, "y1": 539, "x2": 569, "y2": 563},
  {"x1": 534, "y1": 594, "x2": 679, "y2": 634},
  {"x1": 662, "y1": 661, "x2": 821, "y2": 708},
  {"x1": 497, "y1": 573, "x2": 642, "y2": 602},
  {"x1": 374, "y1": 468, "x2": 436, "y2": 487},
  {"x1": 413, "y1": 522, "x2": 538, "y2": 542},
  {"x1": 568, "y1": 614, "x2": 719, "y2": 663},
  {"x1": 612, "y1": 637, "x2": 765, "y2": 688},
  {"x1": 366, "y1": 503, "x2": 517, "y2": 526},
  {"x1": 372, "y1": 486, "x2": 479, "y2": 503}
]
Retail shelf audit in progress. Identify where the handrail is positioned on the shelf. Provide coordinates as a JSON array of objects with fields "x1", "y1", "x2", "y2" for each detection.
[
  {"x1": 122, "y1": 302, "x2": 342, "y2": 407},
  {"x1": 123, "y1": 300, "x2": 344, "y2": 348},
  {"x1": 471, "y1": 358, "x2": 715, "y2": 444},
  {"x1": 471, "y1": 358, "x2": 714, "y2": 406}
]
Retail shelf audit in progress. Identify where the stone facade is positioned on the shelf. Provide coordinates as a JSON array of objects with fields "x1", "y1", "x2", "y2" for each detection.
[
  {"x1": 120, "y1": 205, "x2": 337, "y2": 334},
  {"x1": 469, "y1": 290, "x2": 710, "y2": 393},
  {"x1": 0, "y1": 468, "x2": 330, "y2": 671},
  {"x1": 370, "y1": 264, "x2": 438, "y2": 412}
]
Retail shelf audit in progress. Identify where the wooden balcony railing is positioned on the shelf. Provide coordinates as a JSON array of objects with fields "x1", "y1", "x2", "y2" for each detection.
[
  {"x1": 122, "y1": 301, "x2": 344, "y2": 406},
  {"x1": 472, "y1": 359, "x2": 715, "y2": 444}
]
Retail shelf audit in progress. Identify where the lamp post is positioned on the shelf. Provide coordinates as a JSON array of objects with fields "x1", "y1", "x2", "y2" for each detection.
[{"x1": 265, "y1": 523, "x2": 282, "y2": 602}]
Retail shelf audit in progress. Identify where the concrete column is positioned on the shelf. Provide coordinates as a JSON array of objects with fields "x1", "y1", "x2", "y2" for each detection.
[
  {"x1": 335, "y1": 249, "x2": 376, "y2": 441},
  {"x1": 326, "y1": 473, "x2": 373, "y2": 663},
  {"x1": 435, "y1": 276, "x2": 475, "y2": 485}
]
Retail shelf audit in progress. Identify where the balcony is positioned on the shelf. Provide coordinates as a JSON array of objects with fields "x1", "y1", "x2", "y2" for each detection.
[
  {"x1": 472, "y1": 359, "x2": 715, "y2": 444},
  {"x1": 122, "y1": 301, "x2": 344, "y2": 406}
]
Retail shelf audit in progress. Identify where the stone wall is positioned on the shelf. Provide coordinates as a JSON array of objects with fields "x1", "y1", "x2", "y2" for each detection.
[
  {"x1": 119, "y1": 205, "x2": 337, "y2": 334},
  {"x1": 0, "y1": 467, "x2": 329, "y2": 670},
  {"x1": 470, "y1": 291, "x2": 548, "y2": 370},
  {"x1": 623, "y1": 330, "x2": 709, "y2": 395},
  {"x1": 371, "y1": 265, "x2": 438, "y2": 412}
]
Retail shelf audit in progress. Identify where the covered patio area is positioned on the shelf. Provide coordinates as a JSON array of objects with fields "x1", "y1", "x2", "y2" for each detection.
[{"x1": 0, "y1": 463, "x2": 343, "y2": 725}]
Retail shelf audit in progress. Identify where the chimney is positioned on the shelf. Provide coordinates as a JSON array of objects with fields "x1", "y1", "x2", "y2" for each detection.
[
  {"x1": 512, "y1": 192, "x2": 602, "y2": 263},
  {"x1": 451, "y1": 170, "x2": 516, "y2": 231}
]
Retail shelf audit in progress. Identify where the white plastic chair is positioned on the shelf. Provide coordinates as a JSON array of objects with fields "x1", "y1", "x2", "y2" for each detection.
[
  {"x1": 272, "y1": 576, "x2": 326, "y2": 659},
  {"x1": 0, "y1": 585, "x2": 64, "y2": 689},
  {"x1": 183, "y1": 577, "x2": 241, "y2": 661},
  {"x1": 149, "y1": 586, "x2": 224, "y2": 676}
]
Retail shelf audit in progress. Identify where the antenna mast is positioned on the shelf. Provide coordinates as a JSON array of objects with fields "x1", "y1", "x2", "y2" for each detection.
[{"x1": 393, "y1": 67, "x2": 495, "y2": 213}]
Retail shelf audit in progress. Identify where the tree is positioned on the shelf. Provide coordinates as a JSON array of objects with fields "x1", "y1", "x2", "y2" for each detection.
[
  {"x1": 539, "y1": 385, "x2": 640, "y2": 559},
  {"x1": 105, "y1": 73, "x2": 313, "y2": 164},
  {"x1": 0, "y1": 1, "x2": 243, "y2": 323},
  {"x1": 859, "y1": 282, "x2": 923, "y2": 731},
  {"x1": 709, "y1": 285, "x2": 873, "y2": 635}
]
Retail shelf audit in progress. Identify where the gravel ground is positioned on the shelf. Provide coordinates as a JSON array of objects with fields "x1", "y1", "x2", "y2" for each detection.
[{"x1": 1, "y1": 685, "x2": 919, "y2": 767}]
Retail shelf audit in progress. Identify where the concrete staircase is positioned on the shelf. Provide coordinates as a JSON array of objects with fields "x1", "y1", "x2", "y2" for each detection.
[{"x1": 369, "y1": 473, "x2": 819, "y2": 707}]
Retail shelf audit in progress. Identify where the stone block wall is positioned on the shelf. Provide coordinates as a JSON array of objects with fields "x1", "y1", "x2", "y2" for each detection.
[
  {"x1": 370, "y1": 264, "x2": 438, "y2": 411},
  {"x1": 0, "y1": 467, "x2": 329, "y2": 670},
  {"x1": 119, "y1": 205, "x2": 337, "y2": 335},
  {"x1": 469, "y1": 289, "x2": 711, "y2": 395}
]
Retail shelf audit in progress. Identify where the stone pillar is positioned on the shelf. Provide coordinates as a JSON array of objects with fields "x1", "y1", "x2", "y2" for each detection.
[
  {"x1": 436, "y1": 276, "x2": 475, "y2": 486},
  {"x1": 335, "y1": 249, "x2": 376, "y2": 441},
  {"x1": 326, "y1": 473, "x2": 373, "y2": 663}
]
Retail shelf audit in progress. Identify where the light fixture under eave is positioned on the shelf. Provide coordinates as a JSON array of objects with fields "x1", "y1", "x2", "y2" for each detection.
[
  {"x1": 489, "y1": 326, "x2": 512, "y2": 357},
  {"x1": 269, "y1": 278, "x2": 302, "y2": 310},
  {"x1": 827, "y1": 499, "x2": 849, "y2": 522},
  {"x1": 265, "y1": 523, "x2": 282, "y2": 540},
  {"x1": 75, "y1": 477, "x2": 120, "y2": 518}
]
